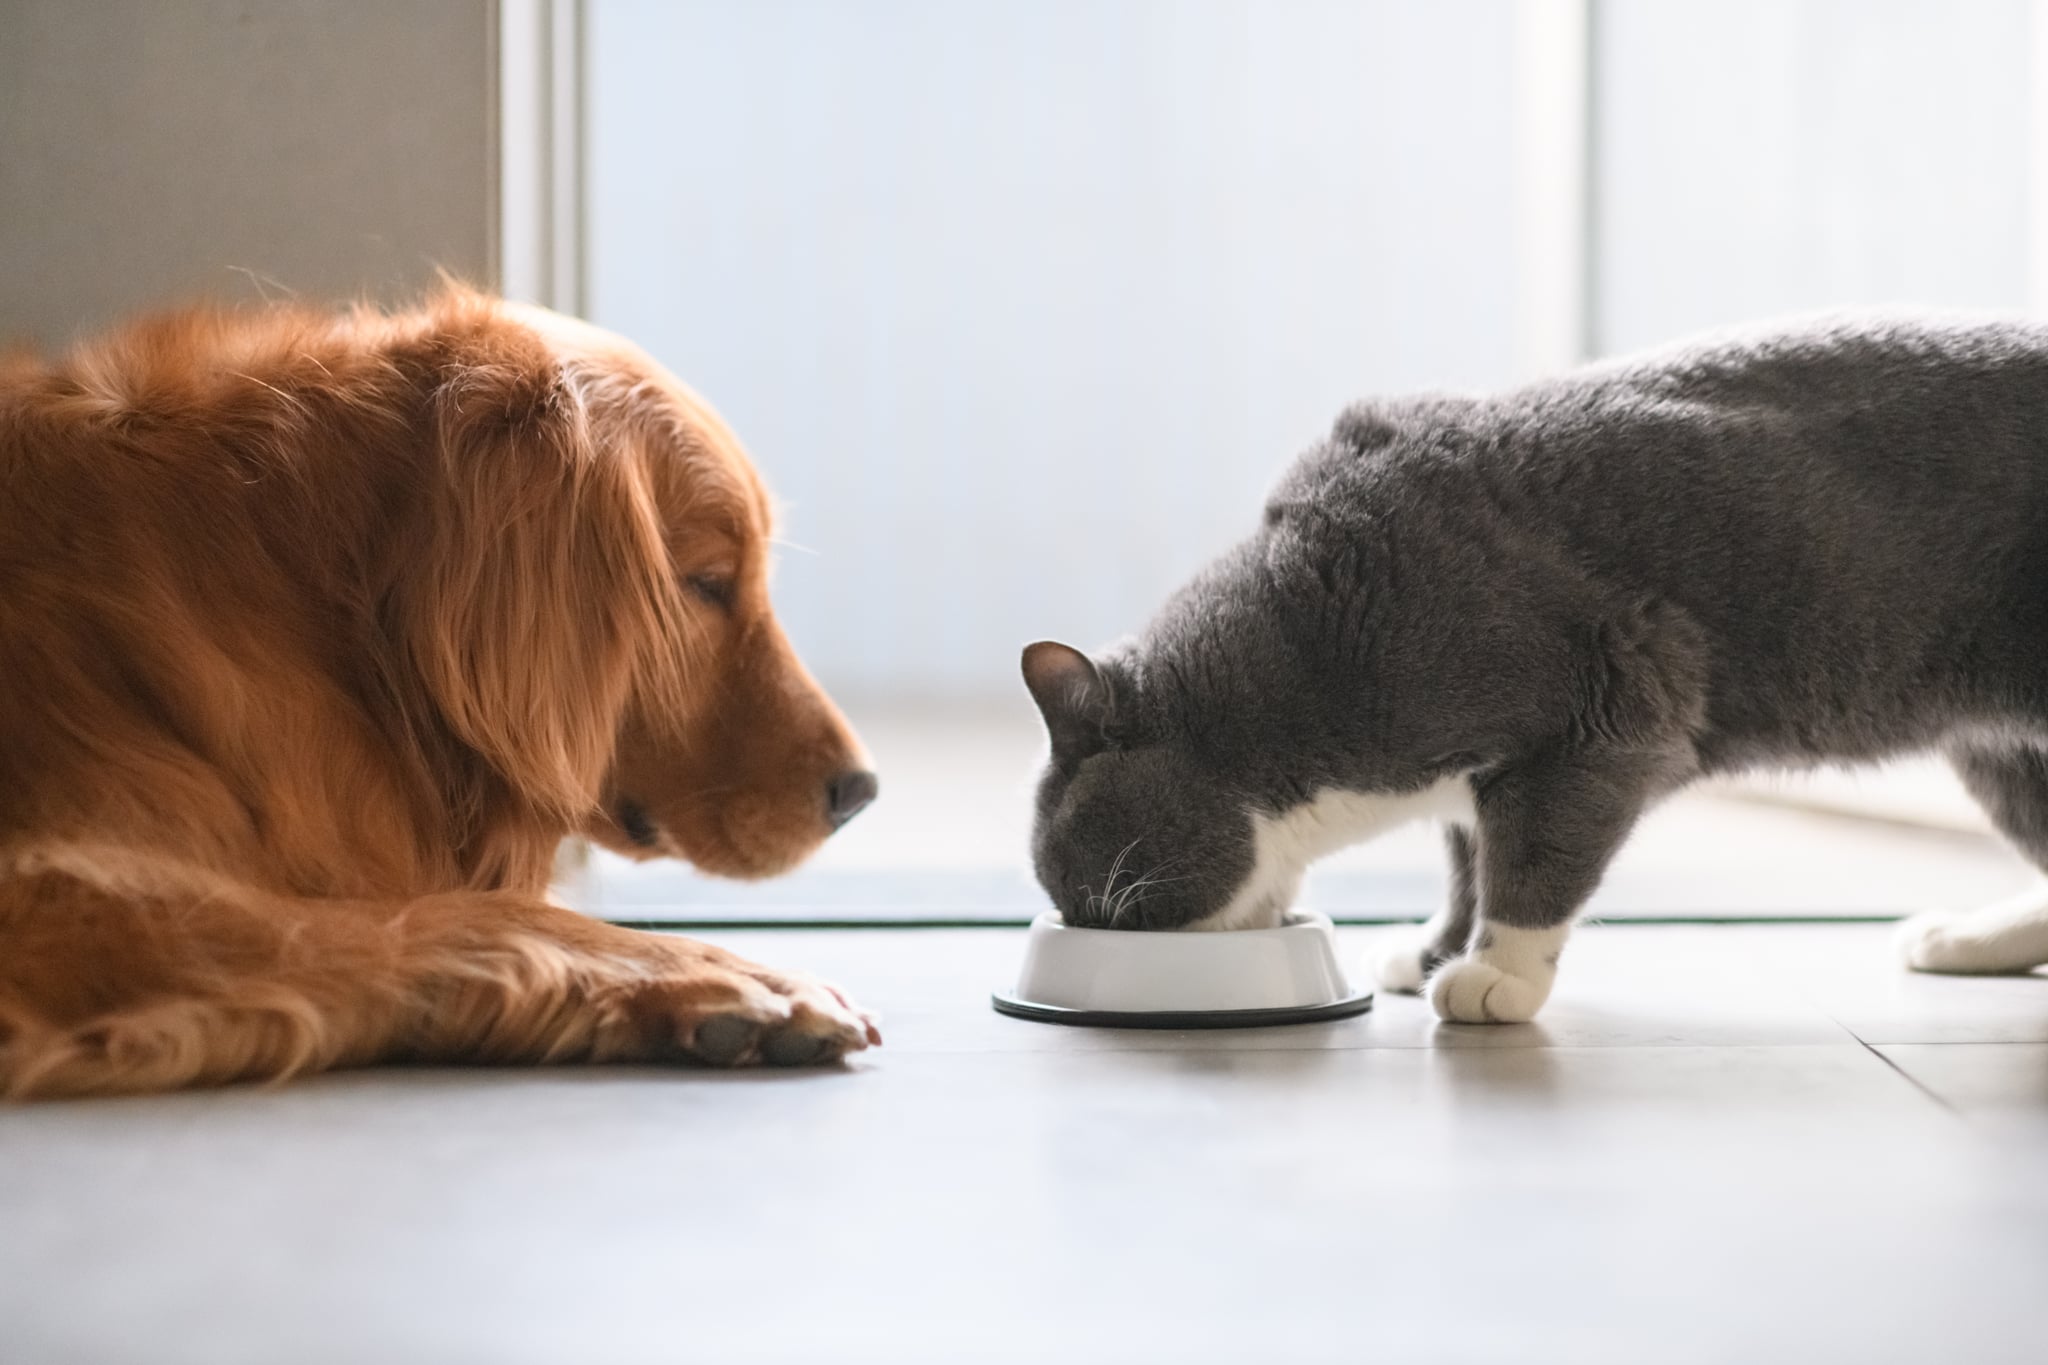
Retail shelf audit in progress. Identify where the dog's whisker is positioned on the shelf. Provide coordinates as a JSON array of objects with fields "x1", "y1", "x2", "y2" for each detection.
[{"x1": 226, "y1": 264, "x2": 299, "y2": 303}]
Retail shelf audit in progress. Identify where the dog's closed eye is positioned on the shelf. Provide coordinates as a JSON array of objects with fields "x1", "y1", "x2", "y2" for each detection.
[{"x1": 686, "y1": 574, "x2": 735, "y2": 611}]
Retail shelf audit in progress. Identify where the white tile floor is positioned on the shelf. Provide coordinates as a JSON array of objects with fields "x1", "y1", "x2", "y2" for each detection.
[{"x1": 3, "y1": 922, "x2": 2044, "y2": 1365}]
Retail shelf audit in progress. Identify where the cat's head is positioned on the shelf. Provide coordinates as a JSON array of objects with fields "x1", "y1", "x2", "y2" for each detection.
[{"x1": 1021, "y1": 641, "x2": 1292, "y2": 931}]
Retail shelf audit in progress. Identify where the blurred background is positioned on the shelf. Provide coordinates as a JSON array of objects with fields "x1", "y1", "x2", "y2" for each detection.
[
  {"x1": 7, "y1": 0, "x2": 2045, "y2": 918},
  {"x1": 588, "y1": 0, "x2": 2038, "y2": 705}
]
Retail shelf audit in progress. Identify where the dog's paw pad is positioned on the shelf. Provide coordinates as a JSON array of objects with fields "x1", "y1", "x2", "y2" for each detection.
[
  {"x1": 761, "y1": 1030, "x2": 839, "y2": 1067},
  {"x1": 1428, "y1": 957, "x2": 1548, "y2": 1024},
  {"x1": 690, "y1": 1014, "x2": 763, "y2": 1067}
]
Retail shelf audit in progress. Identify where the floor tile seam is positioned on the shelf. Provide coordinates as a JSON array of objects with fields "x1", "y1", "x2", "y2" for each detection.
[
  {"x1": 1864, "y1": 1038, "x2": 2048, "y2": 1047},
  {"x1": 1854, "y1": 1038, "x2": 1964, "y2": 1119}
]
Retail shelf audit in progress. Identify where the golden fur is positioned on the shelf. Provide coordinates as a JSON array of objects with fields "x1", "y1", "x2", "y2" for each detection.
[{"x1": 0, "y1": 290, "x2": 879, "y2": 1098}]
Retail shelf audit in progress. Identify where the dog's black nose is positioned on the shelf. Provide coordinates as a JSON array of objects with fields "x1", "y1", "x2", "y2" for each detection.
[{"x1": 826, "y1": 770, "x2": 879, "y2": 829}]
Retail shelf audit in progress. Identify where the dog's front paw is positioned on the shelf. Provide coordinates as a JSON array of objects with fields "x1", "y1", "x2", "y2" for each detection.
[
  {"x1": 630, "y1": 944, "x2": 881, "y2": 1067},
  {"x1": 1427, "y1": 957, "x2": 1550, "y2": 1023}
]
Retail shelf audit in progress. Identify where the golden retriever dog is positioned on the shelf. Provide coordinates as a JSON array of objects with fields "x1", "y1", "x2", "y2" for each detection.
[{"x1": 0, "y1": 289, "x2": 881, "y2": 1099}]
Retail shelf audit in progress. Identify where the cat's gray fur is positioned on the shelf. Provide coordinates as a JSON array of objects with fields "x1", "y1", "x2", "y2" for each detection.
[{"x1": 1023, "y1": 315, "x2": 2048, "y2": 1014}]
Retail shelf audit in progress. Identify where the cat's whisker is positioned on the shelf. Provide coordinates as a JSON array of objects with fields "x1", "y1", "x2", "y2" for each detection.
[
  {"x1": 1095, "y1": 837, "x2": 1145, "y2": 926},
  {"x1": 1107, "y1": 857, "x2": 1188, "y2": 929},
  {"x1": 1119, "y1": 874, "x2": 1187, "y2": 921}
]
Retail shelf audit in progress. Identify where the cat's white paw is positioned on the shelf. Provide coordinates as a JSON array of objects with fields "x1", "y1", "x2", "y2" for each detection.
[
  {"x1": 1370, "y1": 929, "x2": 1433, "y2": 994},
  {"x1": 1895, "y1": 889, "x2": 2048, "y2": 975},
  {"x1": 1427, "y1": 957, "x2": 1550, "y2": 1023},
  {"x1": 1425, "y1": 923, "x2": 1568, "y2": 1023},
  {"x1": 1897, "y1": 910, "x2": 1969, "y2": 973},
  {"x1": 1892, "y1": 912, "x2": 2039, "y2": 978}
]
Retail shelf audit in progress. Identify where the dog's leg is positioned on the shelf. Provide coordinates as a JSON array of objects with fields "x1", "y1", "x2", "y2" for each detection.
[
  {"x1": 1427, "y1": 754, "x2": 1652, "y2": 1023},
  {"x1": 1897, "y1": 744, "x2": 2048, "y2": 974},
  {"x1": 0, "y1": 855, "x2": 879, "y2": 1099},
  {"x1": 1371, "y1": 824, "x2": 1479, "y2": 993}
]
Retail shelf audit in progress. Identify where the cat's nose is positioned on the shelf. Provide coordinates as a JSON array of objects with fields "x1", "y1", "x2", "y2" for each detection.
[{"x1": 826, "y1": 770, "x2": 879, "y2": 830}]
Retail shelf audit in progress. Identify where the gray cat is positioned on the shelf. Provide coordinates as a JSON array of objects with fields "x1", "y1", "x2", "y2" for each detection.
[{"x1": 1023, "y1": 315, "x2": 2048, "y2": 1023}]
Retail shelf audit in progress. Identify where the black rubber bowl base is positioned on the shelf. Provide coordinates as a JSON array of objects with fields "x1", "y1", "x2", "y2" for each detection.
[{"x1": 989, "y1": 989, "x2": 1374, "y2": 1030}]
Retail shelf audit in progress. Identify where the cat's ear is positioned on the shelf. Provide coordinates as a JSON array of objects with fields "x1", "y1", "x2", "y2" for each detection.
[{"x1": 1022, "y1": 640, "x2": 1112, "y2": 760}]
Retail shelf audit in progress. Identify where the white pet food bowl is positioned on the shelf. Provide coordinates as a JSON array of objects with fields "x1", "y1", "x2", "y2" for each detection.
[{"x1": 992, "y1": 910, "x2": 1373, "y2": 1028}]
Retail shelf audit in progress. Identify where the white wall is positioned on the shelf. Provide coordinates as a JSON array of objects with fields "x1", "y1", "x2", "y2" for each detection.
[
  {"x1": 1593, "y1": 0, "x2": 2035, "y2": 354},
  {"x1": 0, "y1": 0, "x2": 496, "y2": 348},
  {"x1": 586, "y1": 0, "x2": 1521, "y2": 704},
  {"x1": 582, "y1": 0, "x2": 2044, "y2": 704}
]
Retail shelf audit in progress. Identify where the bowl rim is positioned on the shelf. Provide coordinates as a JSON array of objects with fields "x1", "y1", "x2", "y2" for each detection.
[{"x1": 1028, "y1": 907, "x2": 1334, "y2": 938}]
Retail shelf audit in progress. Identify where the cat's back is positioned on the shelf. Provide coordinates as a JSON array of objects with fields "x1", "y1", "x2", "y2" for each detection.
[
  {"x1": 1301, "y1": 313, "x2": 2048, "y2": 529},
  {"x1": 1296, "y1": 315, "x2": 2048, "y2": 516},
  {"x1": 1525, "y1": 312, "x2": 2048, "y2": 453},
  {"x1": 1290, "y1": 313, "x2": 2048, "y2": 645}
]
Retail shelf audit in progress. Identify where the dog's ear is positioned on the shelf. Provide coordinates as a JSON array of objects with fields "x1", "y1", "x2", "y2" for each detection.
[
  {"x1": 397, "y1": 330, "x2": 685, "y2": 819},
  {"x1": 1022, "y1": 640, "x2": 1112, "y2": 761}
]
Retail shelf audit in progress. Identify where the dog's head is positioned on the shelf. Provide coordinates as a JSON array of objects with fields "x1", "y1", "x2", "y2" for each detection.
[{"x1": 396, "y1": 295, "x2": 873, "y2": 882}]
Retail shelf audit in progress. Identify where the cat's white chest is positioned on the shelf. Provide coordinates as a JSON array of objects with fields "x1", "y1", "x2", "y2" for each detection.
[
  {"x1": 1192, "y1": 774, "x2": 1476, "y2": 931},
  {"x1": 1260, "y1": 777, "x2": 1477, "y2": 861}
]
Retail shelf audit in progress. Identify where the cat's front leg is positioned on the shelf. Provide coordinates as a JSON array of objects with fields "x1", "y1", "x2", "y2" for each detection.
[
  {"x1": 1373, "y1": 825, "x2": 1478, "y2": 993},
  {"x1": 1429, "y1": 922, "x2": 1572, "y2": 1023},
  {"x1": 1428, "y1": 752, "x2": 1655, "y2": 1024}
]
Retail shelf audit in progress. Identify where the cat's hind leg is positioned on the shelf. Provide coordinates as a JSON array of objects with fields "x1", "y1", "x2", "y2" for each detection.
[
  {"x1": 1898, "y1": 889, "x2": 2048, "y2": 974},
  {"x1": 1897, "y1": 744, "x2": 2048, "y2": 974},
  {"x1": 1371, "y1": 825, "x2": 1478, "y2": 993}
]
